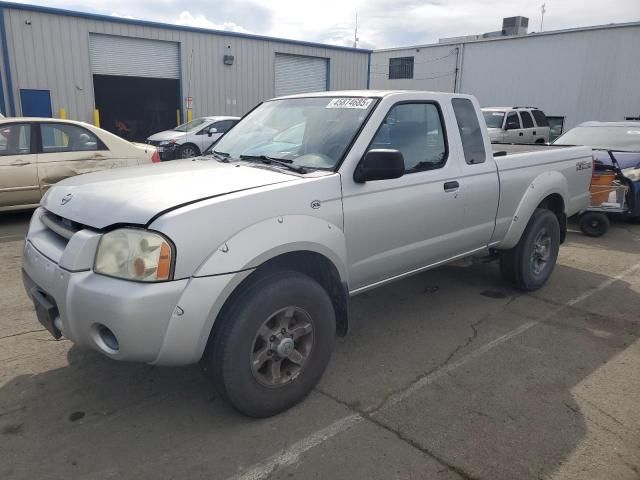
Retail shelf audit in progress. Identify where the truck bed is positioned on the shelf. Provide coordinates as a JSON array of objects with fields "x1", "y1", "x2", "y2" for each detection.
[{"x1": 492, "y1": 143, "x2": 571, "y2": 156}]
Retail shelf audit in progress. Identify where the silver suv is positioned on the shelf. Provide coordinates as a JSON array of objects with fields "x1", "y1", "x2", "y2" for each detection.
[{"x1": 482, "y1": 107, "x2": 550, "y2": 144}]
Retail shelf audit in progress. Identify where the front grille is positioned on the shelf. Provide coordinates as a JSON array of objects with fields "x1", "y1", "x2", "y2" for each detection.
[{"x1": 40, "y1": 211, "x2": 85, "y2": 241}]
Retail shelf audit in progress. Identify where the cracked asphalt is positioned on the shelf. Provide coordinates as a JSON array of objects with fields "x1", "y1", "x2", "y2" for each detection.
[{"x1": 1, "y1": 211, "x2": 639, "y2": 480}]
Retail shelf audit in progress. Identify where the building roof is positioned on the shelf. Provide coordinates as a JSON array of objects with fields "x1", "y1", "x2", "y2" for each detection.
[
  {"x1": 374, "y1": 20, "x2": 640, "y2": 52},
  {"x1": 0, "y1": 1, "x2": 372, "y2": 53}
]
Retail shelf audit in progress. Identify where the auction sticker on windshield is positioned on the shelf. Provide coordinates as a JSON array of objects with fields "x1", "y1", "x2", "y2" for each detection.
[{"x1": 326, "y1": 98, "x2": 373, "y2": 109}]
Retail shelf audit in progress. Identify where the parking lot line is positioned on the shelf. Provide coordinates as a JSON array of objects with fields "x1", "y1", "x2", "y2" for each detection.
[
  {"x1": 225, "y1": 260, "x2": 640, "y2": 480},
  {"x1": 227, "y1": 413, "x2": 363, "y2": 480}
]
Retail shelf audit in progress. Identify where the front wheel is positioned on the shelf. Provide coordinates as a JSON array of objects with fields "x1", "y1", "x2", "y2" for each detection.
[
  {"x1": 579, "y1": 212, "x2": 610, "y2": 237},
  {"x1": 499, "y1": 208, "x2": 560, "y2": 291},
  {"x1": 178, "y1": 143, "x2": 200, "y2": 158},
  {"x1": 203, "y1": 270, "x2": 336, "y2": 417}
]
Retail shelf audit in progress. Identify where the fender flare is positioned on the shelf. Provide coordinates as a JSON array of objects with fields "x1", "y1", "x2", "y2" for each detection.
[
  {"x1": 498, "y1": 170, "x2": 569, "y2": 250},
  {"x1": 194, "y1": 214, "x2": 349, "y2": 283}
]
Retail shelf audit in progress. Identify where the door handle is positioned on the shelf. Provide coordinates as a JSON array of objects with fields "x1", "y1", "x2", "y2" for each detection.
[
  {"x1": 533, "y1": 131, "x2": 537, "y2": 135},
  {"x1": 444, "y1": 181, "x2": 459, "y2": 192},
  {"x1": 11, "y1": 159, "x2": 30, "y2": 166},
  {"x1": 519, "y1": 132, "x2": 524, "y2": 136}
]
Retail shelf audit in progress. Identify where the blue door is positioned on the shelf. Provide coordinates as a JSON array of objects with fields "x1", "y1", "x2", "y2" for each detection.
[{"x1": 20, "y1": 89, "x2": 52, "y2": 117}]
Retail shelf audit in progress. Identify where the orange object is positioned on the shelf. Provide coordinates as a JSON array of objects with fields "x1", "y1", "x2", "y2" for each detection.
[
  {"x1": 156, "y1": 242, "x2": 172, "y2": 280},
  {"x1": 590, "y1": 173, "x2": 616, "y2": 205}
]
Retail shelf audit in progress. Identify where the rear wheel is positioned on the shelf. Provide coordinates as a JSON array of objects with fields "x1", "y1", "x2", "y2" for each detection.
[
  {"x1": 578, "y1": 212, "x2": 610, "y2": 237},
  {"x1": 178, "y1": 143, "x2": 200, "y2": 158},
  {"x1": 499, "y1": 208, "x2": 560, "y2": 291},
  {"x1": 203, "y1": 270, "x2": 335, "y2": 417}
]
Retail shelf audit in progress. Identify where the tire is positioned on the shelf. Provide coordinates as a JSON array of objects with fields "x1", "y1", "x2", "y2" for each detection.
[
  {"x1": 203, "y1": 270, "x2": 336, "y2": 417},
  {"x1": 579, "y1": 212, "x2": 610, "y2": 237},
  {"x1": 499, "y1": 208, "x2": 560, "y2": 291},
  {"x1": 178, "y1": 143, "x2": 200, "y2": 159}
]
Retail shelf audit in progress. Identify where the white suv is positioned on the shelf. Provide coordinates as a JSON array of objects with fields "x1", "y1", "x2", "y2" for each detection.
[{"x1": 482, "y1": 107, "x2": 550, "y2": 144}]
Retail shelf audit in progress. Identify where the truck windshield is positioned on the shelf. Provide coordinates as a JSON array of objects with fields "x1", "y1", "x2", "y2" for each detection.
[
  {"x1": 554, "y1": 126, "x2": 640, "y2": 151},
  {"x1": 482, "y1": 111, "x2": 505, "y2": 129},
  {"x1": 212, "y1": 97, "x2": 377, "y2": 170}
]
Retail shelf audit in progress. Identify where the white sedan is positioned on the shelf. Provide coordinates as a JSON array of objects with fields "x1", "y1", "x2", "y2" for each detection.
[
  {"x1": 146, "y1": 116, "x2": 240, "y2": 160},
  {"x1": 0, "y1": 117, "x2": 159, "y2": 212}
]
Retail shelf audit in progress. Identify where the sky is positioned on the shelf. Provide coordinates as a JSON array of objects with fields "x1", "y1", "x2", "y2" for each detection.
[{"x1": 10, "y1": 0, "x2": 640, "y2": 49}]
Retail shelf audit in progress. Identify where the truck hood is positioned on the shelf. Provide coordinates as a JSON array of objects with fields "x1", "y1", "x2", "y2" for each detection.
[
  {"x1": 41, "y1": 160, "x2": 297, "y2": 229},
  {"x1": 147, "y1": 130, "x2": 188, "y2": 142}
]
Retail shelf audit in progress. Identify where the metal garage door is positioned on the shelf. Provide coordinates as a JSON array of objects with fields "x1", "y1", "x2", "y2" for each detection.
[
  {"x1": 89, "y1": 34, "x2": 179, "y2": 79},
  {"x1": 275, "y1": 54, "x2": 328, "y2": 97}
]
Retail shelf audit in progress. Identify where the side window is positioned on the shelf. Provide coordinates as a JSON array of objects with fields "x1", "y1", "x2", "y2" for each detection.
[
  {"x1": 40, "y1": 123, "x2": 100, "y2": 153},
  {"x1": 547, "y1": 116, "x2": 565, "y2": 142},
  {"x1": 531, "y1": 110, "x2": 549, "y2": 127},
  {"x1": 505, "y1": 112, "x2": 521, "y2": 130},
  {"x1": 0, "y1": 124, "x2": 32, "y2": 156},
  {"x1": 212, "y1": 120, "x2": 235, "y2": 134},
  {"x1": 520, "y1": 111, "x2": 534, "y2": 128},
  {"x1": 369, "y1": 103, "x2": 446, "y2": 172},
  {"x1": 452, "y1": 98, "x2": 486, "y2": 165}
]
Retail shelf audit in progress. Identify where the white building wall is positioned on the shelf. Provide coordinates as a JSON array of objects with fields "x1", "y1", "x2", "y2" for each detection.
[
  {"x1": 371, "y1": 23, "x2": 640, "y2": 130},
  {"x1": 1, "y1": 6, "x2": 370, "y2": 121}
]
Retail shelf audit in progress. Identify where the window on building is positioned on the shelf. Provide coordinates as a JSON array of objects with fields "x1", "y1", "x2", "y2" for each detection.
[
  {"x1": 0, "y1": 124, "x2": 32, "y2": 156},
  {"x1": 505, "y1": 112, "x2": 521, "y2": 130},
  {"x1": 40, "y1": 123, "x2": 103, "y2": 153},
  {"x1": 531, "y1": 109, "x2": 549, "y2": 127},
  {"x1": 388, "y1": 57, "x2": 414, "y2": 79},
  {"x1": 520, "y1": 111, "x2": 534, "y2": 128},
  {"x1": 369, "y1": 102, "x2": 446, "y2": 172},
  {"x1": 452, "y1": 98, "x2": 486, "y2": 165},
  {"x1": 547, "y1": 116, "x2": 565, "y2": 142}
]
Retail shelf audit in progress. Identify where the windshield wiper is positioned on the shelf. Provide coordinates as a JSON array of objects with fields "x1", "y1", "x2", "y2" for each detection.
[
  {"x1": 240, "y1": 154, "x2": 307, "y2": 174},
  {"x1": 211, "y1": 150, "x2": 231, "y2": 162}
]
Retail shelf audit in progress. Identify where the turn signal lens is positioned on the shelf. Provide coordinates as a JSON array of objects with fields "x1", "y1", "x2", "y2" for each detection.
[
  {"x1": 151, "y1": 149, "x2": 160, "y2": 163},
  {"x1": 94, "y1": 229, "x2": 174, "y2": 282}
]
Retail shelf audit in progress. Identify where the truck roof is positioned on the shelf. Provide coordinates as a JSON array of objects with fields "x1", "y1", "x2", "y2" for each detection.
[{"x1": 273, "y1": 90, "x2": 471, "y2": 100}]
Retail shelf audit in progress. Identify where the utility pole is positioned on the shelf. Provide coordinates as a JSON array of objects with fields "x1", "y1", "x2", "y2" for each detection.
[
  {"x1": 353, "y1": 13, "x2": 359, "y2": 48},
  {"x1": 540, "y1": 3, "x2": 546, "y2": 32}
]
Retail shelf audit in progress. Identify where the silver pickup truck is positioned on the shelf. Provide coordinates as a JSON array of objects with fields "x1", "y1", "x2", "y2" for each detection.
[{"x1": 22, "y1": 91, "x2": 592, "y2": 417}]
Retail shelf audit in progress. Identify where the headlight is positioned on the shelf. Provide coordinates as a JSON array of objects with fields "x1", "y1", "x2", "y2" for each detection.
[
  {"x1": 159, "y1": 139, "x2": 177, "y2": 147},
  {"x1": 94, "y1": 229, "x2": 174, "y2": 282}
]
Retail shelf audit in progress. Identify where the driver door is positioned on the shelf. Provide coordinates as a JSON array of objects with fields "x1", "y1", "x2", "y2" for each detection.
[{"x1": 342, "y1": 102, "x2": 467, "y2": 291}]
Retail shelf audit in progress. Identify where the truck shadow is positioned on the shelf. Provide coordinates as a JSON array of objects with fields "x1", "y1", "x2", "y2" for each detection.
[{"x1": 1, "y1": 261, "x2": 639, "y2": 479}]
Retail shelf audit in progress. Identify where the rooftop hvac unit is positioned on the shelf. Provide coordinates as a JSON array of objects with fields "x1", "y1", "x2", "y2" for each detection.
[{"x1": 502, "y1": 16, "x2": 529, "y2": 36}]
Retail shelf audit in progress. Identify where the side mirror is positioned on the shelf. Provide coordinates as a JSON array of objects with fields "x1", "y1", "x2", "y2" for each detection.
[
  {"x1": 354, "y1": 149, "x2": 405, "y2": 183},
  {"x1": 207, "y1": 127, "x2": 218, "y2": 137}
]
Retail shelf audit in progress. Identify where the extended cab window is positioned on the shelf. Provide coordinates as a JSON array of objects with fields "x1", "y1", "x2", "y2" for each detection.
[
  {"x1": 505, "y1": 112, "x2": 521, "y2": 130},
  {"x1": 369, "y1": 103, "x2": 446, "y2": 172},
  {"x1": 40, "y1": 123, "x2": 102, "y2": 153},
  {"x1": 520, "y1": 111, "x2": 534, "y2": 128},
  {"x1": 452, "y1": 98, "x2": 486, "y2": 165},
  {"x1": 0, "y1": 124, "x2": 32, "y2": 156}
]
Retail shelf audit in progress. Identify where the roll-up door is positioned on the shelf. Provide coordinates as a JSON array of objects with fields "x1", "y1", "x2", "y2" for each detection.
[
  {"x1": 89, "y1": 34, "x2": 179, "y2": 79},
  {"x1": 275, "y1": 54, "x2": 328, "y2": 97}
]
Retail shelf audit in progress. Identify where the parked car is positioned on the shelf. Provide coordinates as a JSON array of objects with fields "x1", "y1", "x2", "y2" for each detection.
[
  {"x1": 23, "y1": 91, "x2": 591, "y2": 417},
  {"x1": 482, "y1": 107, "x2": 550, "y2": 144},
  {"x1": 146, "y1": 116, "x2": 240, "y2": 160},
  {"x1": 553, "y1": 121, "x2": 640, "y2": 171},
  {"x1": 0, "y1": 117, "x2": 159, "y2": 212}
]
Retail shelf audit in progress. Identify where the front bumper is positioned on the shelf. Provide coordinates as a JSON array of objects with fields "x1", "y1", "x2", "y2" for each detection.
[{"x1": 22, "y1": 237, "x2": 246, "y2": 366}]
